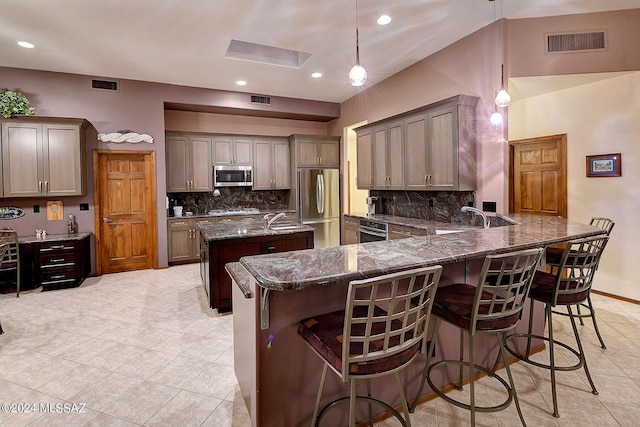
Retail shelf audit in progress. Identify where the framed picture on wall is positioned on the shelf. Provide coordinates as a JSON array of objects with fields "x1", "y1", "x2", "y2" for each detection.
[{"x1": 586, "y1": 153, "x2": 621, "y2": 177}]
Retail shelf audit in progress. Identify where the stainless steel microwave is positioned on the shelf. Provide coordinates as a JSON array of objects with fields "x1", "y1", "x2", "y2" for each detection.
[{"x1": 213, "y1": 165, "x2": 253, "y2": 187}]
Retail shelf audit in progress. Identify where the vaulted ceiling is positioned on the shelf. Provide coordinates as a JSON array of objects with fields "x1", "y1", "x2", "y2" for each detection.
[{"x1": 2, "y1": 0, "x2": 640, "y2": 103}]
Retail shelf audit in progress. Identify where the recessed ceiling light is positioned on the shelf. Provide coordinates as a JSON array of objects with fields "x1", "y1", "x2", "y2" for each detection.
[
  {"x1": 236, "y1": 80, "x2": 247, "y2": 86},
  {"x1": 311, "y1": 72, "x2": 322, "y2": 78},
  {"x1": 17, "y1": 41, "x2": 35, "y2": 49},
  {"x1": 377, "y1": 15, "x2": 391, "y2": 25}
]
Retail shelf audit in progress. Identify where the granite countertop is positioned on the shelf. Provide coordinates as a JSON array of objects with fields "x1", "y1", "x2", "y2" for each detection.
[
  {"x1": 226, "y1": 262, "x2": 252, "y2": 298},
  {"x1": 238, "y1": 214, "x2": 605, "y2": 292},
  {"x1": 344, "y1": 212, "x2": 512, "y2": 232},
  {"x1": 199, "y1": 218, "x2": 313, "y2": 242},
  {"x1": 19, "y1": 232, "x2": 91, "y2": 244}
]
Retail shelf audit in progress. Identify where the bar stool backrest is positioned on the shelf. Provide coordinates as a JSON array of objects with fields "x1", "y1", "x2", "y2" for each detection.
[
  {"x1": 0, "y1": 229, "x2": 20, "y2": 297},
  {"x1": 471, "y1": 247, "x2": 544, "y2": 335},
  {"x1": 0, "y1": 229, "x2": 19, "y2": 270},
  {"x1": 551, "y1": 235, "x2": 609, "y2": 306},
  {"x1": 590, "y1": 217, "x2": 614, "y2": 236},
  {"x1": 342, "y1": 266, "x2": 442, "y2": 380}
]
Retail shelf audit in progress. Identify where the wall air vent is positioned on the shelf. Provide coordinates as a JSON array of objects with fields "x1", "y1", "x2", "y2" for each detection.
[
  {"x1": 91, "y1": 79, "x2": 119, "y2": 91},
  {"x1": 546, "y1": 31, "x2": 607, "y2": 54},
  {"x1": 250, "y1": 95, "x2": 271, "y2": 106}
]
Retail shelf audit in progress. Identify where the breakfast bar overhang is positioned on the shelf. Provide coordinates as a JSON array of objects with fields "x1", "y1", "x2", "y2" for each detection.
[{"x1": 227, "y1": 214, "x2": 605, "y2": 427}]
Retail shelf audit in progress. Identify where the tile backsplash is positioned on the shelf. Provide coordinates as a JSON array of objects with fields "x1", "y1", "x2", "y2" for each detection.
[{"x1": 169, "y1": 188, "x2": 290, "y2": 216}]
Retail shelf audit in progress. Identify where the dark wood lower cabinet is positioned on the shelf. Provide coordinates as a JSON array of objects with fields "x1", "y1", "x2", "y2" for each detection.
[
  {"x1": 19, "y1": 234, "x2": 91, "y2": 291},
  {"x1": 201, "y1": 231, "x2": 313, "y2": 312}
]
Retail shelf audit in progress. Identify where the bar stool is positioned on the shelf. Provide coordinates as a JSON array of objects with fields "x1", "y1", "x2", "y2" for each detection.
[
  {"x1": 410, "y1": 247, "x2": 544, "y2": 426},
  {"x1": 0, "y1": 229, "x2": 21, "y2": 297},
  {"x1": 298, "y1": 265, "x2": 442, "y2": 427},
  {"x1": 545, "y1": 218, "x2": 613, "y2": 349},
  {"x1": 505, "y1": 235, "x2": 609, "y2": 418}
]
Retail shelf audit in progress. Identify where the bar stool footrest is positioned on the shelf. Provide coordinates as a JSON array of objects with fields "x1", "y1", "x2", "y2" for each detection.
[
  {"x1": 504, "y1": 332, "x2": 584, "y2": 372},
  {"x1": 315, "y1": 395, "x2": 409, "y2": 427},
  {"x1": 426, "y1": 360, "x2": 514, "y2": 414}
]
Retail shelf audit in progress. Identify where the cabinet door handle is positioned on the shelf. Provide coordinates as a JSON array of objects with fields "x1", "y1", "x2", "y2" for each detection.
[
  {"x1": 424, "y1": 175, "x2": 428, "y2": 186},
  {"x1": 45, "y1": 181, "x2": 49, "y2": 192},
  {"x1": 51, "y1": 258, "x2": 65, "y2": 263},
  {"x1": 102, "y1": 217, "x2": 113, "y2": 223},
  {"x1": 39, "y1": 181, "x2": 43, "y2": 192}
]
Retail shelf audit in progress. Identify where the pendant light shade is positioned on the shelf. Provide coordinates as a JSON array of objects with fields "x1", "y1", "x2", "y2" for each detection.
[
  {"x1": 494, "y1": 64, "x2": 510, "y2": 107},
  {"x1": 349, "y1": 64, "x2": 367, "y2": 87},
  {"x1": 490, "y1": 108, "x2": 503, "y2": 125},
  {"x1": 349, "y1": 0, "x2": 367, "y2": 86},
  {"x1": 495, "y1": 88, "x2": 511, "y2": 108}
]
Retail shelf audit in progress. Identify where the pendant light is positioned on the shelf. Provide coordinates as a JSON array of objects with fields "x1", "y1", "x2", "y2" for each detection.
[
  {"x1": 348, "y1": 0, "x2": 367, "y2": 86},
  {"x1": 490, "y1": 107, "x2": 503, "y2": 125},
  {"x1": 495, "y1": 64, "x2": 511, "y2": 107},
  {"x1": 492, "y1": 0, "x2": 510, "y2": 107}
]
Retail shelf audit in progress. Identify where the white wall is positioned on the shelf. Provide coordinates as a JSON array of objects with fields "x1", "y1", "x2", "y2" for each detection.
[{"x1": 509, "y1": 72, "x2": 640, "y2": 301}]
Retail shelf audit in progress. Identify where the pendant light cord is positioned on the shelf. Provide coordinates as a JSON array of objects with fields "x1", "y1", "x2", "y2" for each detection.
[{"x1": 355, "y1": 0, "x2": 360, "y2": 65}]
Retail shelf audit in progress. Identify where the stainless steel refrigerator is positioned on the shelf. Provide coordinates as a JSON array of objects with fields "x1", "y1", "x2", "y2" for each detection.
[{"x1": 297, "y1": 169, "x2": 340, "y2": 248}]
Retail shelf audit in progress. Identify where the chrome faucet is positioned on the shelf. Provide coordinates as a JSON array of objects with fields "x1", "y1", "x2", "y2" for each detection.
[
  {"x1": 461, "y1": 206, "x2": 491, "y2": 229},
  {"x1": 264, "y1": 212, "x2": 286, "y2": 229}
]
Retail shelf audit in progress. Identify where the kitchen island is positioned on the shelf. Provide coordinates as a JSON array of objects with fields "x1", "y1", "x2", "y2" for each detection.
[
  {"x1": 228, "y1": 214, "x2": 606, "y2": 427},
  {"x1": 199, "y1": 219, "x2": 313, "y2": 312}
]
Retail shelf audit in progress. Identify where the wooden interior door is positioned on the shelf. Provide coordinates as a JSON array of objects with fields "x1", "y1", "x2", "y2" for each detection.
[
  {"x1": 509, "y1": 134, "x2": 567, "y2": 217},
  {"x1": 94, "y1": 150, "x2": 157, "y2": 274}
]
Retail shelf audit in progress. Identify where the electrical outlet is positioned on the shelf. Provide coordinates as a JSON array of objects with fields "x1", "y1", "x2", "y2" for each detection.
[
  {"x1": 482, "y1": 201, "x2": 497, "y2": 212},
  {"x1": 33, "y1": 205, "x2": 40, "y2": 213},
  {"x1": 80, "y1": 203, "x2": 89, "y2": 211},
  {"x1": 428, "y1": 198, "x2": 434, "y2": 207}
]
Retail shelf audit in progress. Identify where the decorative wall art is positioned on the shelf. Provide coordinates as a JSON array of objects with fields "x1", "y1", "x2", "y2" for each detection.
[
  {"x1": 586, "y1": 153, "x2": 622, "y2": 177},
  {"x1": 98, "y1": 130, "x2": 153, "y2": 143},
  {"x1": 0, "y1": 207, "x2": 25, "y2": 219}
]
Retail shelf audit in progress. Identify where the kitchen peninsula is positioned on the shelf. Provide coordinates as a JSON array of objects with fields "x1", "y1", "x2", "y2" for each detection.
[
  {"x1": 228, "y1": 214, "x2": 606, "y2": 427},
  {"x1": 199, "y1": 219, "x2": 313, "y2": 312}
]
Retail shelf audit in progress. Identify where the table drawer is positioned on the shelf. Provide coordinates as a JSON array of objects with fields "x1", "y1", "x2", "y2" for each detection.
[
  {"x1": 40, "y1": 252, "x2": 76, "y2": 268},
  {"x1": 40, "y1": 269, "x2": 78, "y2": 285},
  {"x1": 38, "y1": 242, "x2": 77, "y2": 253}
]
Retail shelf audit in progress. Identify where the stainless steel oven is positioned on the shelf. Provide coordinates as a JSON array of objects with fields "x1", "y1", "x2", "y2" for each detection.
[{"x1": 359, "y1": 219, "x2": 388, "y2": 242}]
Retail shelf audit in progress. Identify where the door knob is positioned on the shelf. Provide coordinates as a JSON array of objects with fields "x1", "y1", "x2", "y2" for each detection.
[{"x1": 102, "y1": 217, "x2": 113, "y2": 223}]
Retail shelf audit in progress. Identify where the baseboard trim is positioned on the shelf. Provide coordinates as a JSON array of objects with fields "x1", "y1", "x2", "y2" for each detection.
[{"x1": 592, "y1": 289, "x2": 640, "y2": 305}]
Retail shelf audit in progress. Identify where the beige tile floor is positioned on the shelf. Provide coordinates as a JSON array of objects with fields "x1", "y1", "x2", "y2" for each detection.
[{"x1": 1, "y1": 264, "x2": 639, "y2": 426}]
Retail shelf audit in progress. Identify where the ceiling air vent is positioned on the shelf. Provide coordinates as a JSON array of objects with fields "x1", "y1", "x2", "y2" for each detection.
[
  {"x1": 546, "y1": 31, "x2": 606, "y2": 54},
  {"x1": 250, "y1": 95, "x2": 271, "y2": 106},
  {"x1": 91, "y1": 79, "x2": 119, "y2": 91}
]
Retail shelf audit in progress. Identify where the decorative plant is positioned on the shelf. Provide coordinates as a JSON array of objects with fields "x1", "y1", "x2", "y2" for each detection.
[{"x1": 0, "y1": 88, "x2": 36, "y2": 118}]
